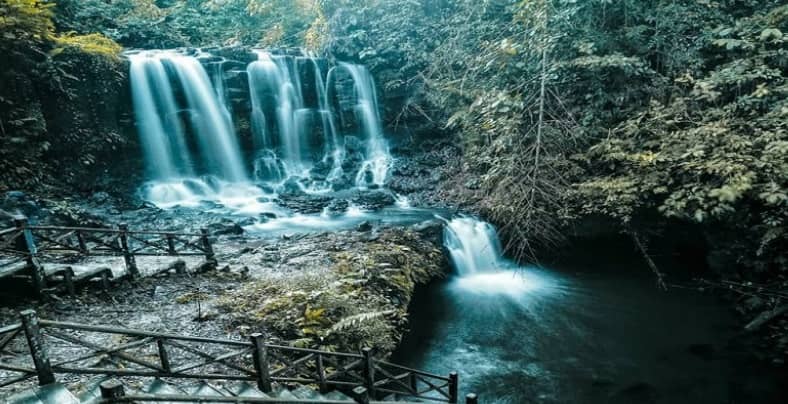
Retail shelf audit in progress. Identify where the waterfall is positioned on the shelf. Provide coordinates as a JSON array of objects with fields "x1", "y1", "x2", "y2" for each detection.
[
  {"x1": 129, "y1": 48, "x2": 395, "y2": 212},
  {"x1": 129, "y1": 53, "x2": 192, "y2": 180},
  {"x1": 128, "y1": 50, "x2": 247, "y2": 182},
  {"x1": 168, "y1": 54, "x2": 247, "y2": 182},
  {"x1": 444, "y1": 217, "x2": 537, "y2": 295},
  {"x1": 339, "y1": 63, "x2": 392, "y2": 188},
  {"x1": 247, "y1": 51, "x2": 310, "y2": 177},
  {"x1": 444, "y1": 217, "x2": 504, "y2": 275}
]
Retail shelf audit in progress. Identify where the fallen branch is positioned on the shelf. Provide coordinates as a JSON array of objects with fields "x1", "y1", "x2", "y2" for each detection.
[
  {"x1": 745, "y1": 304, "x2": 788, "y2": 332},
  {"x1": 631, "y1": 232, "x2": 667, "y2": 291}
]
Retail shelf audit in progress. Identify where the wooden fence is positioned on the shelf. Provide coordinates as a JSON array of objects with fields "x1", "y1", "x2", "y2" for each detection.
[
  {"x1": 0, "y1": 217, "x2": 216, "y2": 295},
  {"x1": 0, "y1": 311, "x2": 475, "y2": 403}
]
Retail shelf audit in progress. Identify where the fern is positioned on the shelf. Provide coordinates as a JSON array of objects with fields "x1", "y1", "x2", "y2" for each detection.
[{"x1": 328, "y1": 310, "x2": 395, "y2": 335}]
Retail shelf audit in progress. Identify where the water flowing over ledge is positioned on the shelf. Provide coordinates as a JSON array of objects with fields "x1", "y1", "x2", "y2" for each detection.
[{"x1": 127, "y1": 48, "x2": 393, "y2": 217}]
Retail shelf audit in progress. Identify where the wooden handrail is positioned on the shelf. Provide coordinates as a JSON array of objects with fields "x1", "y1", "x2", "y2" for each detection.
[
  {"x1": 2, "y1": 311, "x2": 469, "y2": 402},
  {"x1": 38, "y1": 320, "x2": 250, "y2": 347},
  {"x1": 28, "y1": 226, "x2": 204, "y2": 237}
]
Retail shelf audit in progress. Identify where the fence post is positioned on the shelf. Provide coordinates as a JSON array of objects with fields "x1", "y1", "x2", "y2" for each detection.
[
  {"x1": 316, "y1": 353, "x2": 328, "y2": 393},
  {"x1": 351, "y1": 386, "x2": 369, "y2": 404},
  {"x1": 19, "y1": 310, "x2": 55, "y2": 386},
  {"x1": 76, "y1": 231, "x2": 87, "y2": 254},
  {"x1": 409, "y1": 372, "x2": 418, "y2": 394},
  {"x1": 166, "y1": 234, "x2": 176, "y2": 255},
  {"x1": 157, "y1": 339, "x2": 171, "y2": 373},
  {"x1": 200, "y1": 228, "x2": 216, "y2": 270},
  {"x1": 465, "y1": 393, "x2": 478, "y2": 404},
  {"x1": 250, "y1": 333, "x2": 272, "y2": 393},
  {"x1": 448, "y1": 371, "x2": 458, "y2": 404},
  {"x1": 100, "y1": 379, "x2": 125, "y2": 399},
  {"x1": 361, "y1": 347, "x2": 375, "y2": 398},
  {"x1": 118, "y1": 223, "x2": 139, "y2": 278},
  {"x1": 14, "y1": 217, "x2": 47, "y2": 295}
]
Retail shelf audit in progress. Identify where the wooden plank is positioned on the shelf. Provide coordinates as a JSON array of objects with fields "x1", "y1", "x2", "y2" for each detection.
[{"x1": 38, "y1": 320, "x2": 251, "y2": 347}]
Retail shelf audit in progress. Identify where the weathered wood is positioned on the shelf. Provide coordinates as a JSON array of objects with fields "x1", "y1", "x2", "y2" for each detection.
[
  {"x1": 166, "y1": 234, "x2": 176, "y2": 255},
  {"x1": 38, "y1": 319, "x2": 250, "y2": 346},
  {"x1": 19, "y1": 310, "x2": 55, "y2": 385},
  {"x1": 76, "y1": 231, "x2": 87, "y2": 254},
  {"x1": 200, "y1": 228, "x2": 217, "y2": 269},
  {"x1": 157, "y1": 339, "x2": 171, "y2": 372},
  {"x1": 100, "y1": 379, "x2": 125, "y2": 399},
  {"x1": 250, "y1": 333, "x2": 272, "y2": 393},
  {"x1": 352, "y1": 386, "x2": 369, "y2": 404},
  {"x1": 317, "y1": 353, "x2": 328, "y2": 393},
  {"x1": 14, "y1": 217, "x2": 47, "y2": 295},
  {"x1": 361, "y1": 348, "x2": 375, "y2": 397},
  {"x1": 465, "y1": 393, "x2": 478, "y2": 404},
  {"x1": 118, "y1": 223, "x2": 140, "y2": 277},
  {"x1": 745, "y1": 304, "x2": 788, "y2": 331},
  {"x1": 448, "y1": 372, "x2": 458, "y2": 404}
]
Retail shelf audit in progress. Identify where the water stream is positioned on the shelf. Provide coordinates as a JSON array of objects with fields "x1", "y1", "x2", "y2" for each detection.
[{"x1": 394, "y1": 218, "x2": 786, "y2": 403}]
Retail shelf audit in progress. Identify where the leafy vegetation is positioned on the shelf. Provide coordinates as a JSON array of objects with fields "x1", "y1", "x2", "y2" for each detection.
[{"x1": 0, "y1": 0, "x2": 126, "y2": 191}]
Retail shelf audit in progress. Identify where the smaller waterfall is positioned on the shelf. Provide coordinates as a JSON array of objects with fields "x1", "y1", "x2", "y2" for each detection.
[
  {"x1": 339, "y1": 63, "x2": 392, "y2": 188},
  {"x1": 444, "y1": 217, "x2": 541, "y2": 296},
  {"x1": 444, "y1": 217, "x2": 504, "y2": 275},
  {"x1": 169, "y1": 54, "x2": 247, "y2": 182},
  {"x1": 129, "y1": 53, "x2": 192, "y2": 180}
]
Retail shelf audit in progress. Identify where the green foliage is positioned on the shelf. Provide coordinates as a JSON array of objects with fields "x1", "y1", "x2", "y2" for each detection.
[
  {"x1": 319, "y1": 0, "x2": 787, "y2": 274},
  {"x1": 52, "y1": 0, "x2": 322, "y2": 48},
  {"x1": 0, "y1": 0, "x2": 126, "y2": 191},
  {"x1": 54, "y1": 32, "x2": 122, "y2": 58},
  {"x1": 575, "y1": 4, "x2": 788, "y2": 272}
]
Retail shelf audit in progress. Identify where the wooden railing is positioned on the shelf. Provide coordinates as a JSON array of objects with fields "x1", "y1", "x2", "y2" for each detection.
[
  {"x1": 0, "y1": 311, "x2": 475, "y2": 403},
  {"x1": 0, "y1": 217, "x2": 216, "y2": 295}
]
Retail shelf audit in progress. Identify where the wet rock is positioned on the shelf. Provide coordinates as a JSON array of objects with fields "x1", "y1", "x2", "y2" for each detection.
[
  {"x1": 345, "y1": 135, "x2": 364, "y2": 152},
  {"x1": 208, "y1": 220, "x2": 244, "y2": 236},
  {"x1": 351, "y1": 189, "x2": 396, "y2": 210},
  {"x1": 278, "y1": 193, "x2": 333, "y2": 214},
  {"x1": 357, "y1": 221, "x2": 373, "y2": 232}
]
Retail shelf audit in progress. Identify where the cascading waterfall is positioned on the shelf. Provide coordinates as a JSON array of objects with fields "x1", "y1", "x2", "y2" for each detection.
[
  {"x1": 129, "y1": 53, "x2": 192, "y2": 180},
  {"x1": 129, "y1": 48, "x2": 394, "y2": 213},
  {"x1": 444, "y1": 217, "x2": 503, "y2": 275},
  {"x1": 247, "y1": 51, "x2": 349, "y2": 189},
  {"x1": 335, "y1": 63, "x2": 391, "y2": 188},
  {"x1": 444, "y1": 217, "x2": 539, "y2": 295},
  {"x1": 169, "y1": 54, "x2": 247, "y2": 182},
  {"x1": 129, "y1": 50, "x2": 247, "y2": 182}
]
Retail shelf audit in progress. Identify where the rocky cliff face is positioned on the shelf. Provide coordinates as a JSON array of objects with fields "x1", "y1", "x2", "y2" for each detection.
[{"x1": 0, "y1": 47, "x2": 134, "y2": 195}]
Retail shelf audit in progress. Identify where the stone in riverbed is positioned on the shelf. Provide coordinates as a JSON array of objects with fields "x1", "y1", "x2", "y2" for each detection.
[{"x1": 207, "y1": 220, "x2": 244, "y2": 235}]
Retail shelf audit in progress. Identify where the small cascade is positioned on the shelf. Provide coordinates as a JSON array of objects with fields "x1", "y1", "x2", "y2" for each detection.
[
  {"x1": 128, "y1": 50, "x2": 247, "y2": 182},
  {"x1": 444, "y1": 217, "x2": 538, "y2": 295},
  {"x1": 444, "y1": 217, "x2": 504, "y2": 275},
  {"x1": 335, "y1": 63, "x2": 392, "y2": 188},
  {"x1": 168, "y1": 53, "x2": 247, "y2": 182},
  {"x1": 128, "y1": 53, "x2": 192, "y2": 179}
]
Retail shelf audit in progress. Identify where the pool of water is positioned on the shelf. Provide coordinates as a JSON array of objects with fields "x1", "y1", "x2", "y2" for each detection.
[{"x1": 394, "y1": 248, "x2": 787, "y2": 404}]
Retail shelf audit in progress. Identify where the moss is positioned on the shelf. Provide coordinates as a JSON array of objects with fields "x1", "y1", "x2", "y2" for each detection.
[
  {"x1": 216, "y1": 228, "x2": 447, "y2": 356},
  {"x1": 53, "y1": 33, "x2": 122, "y2": 60}
]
